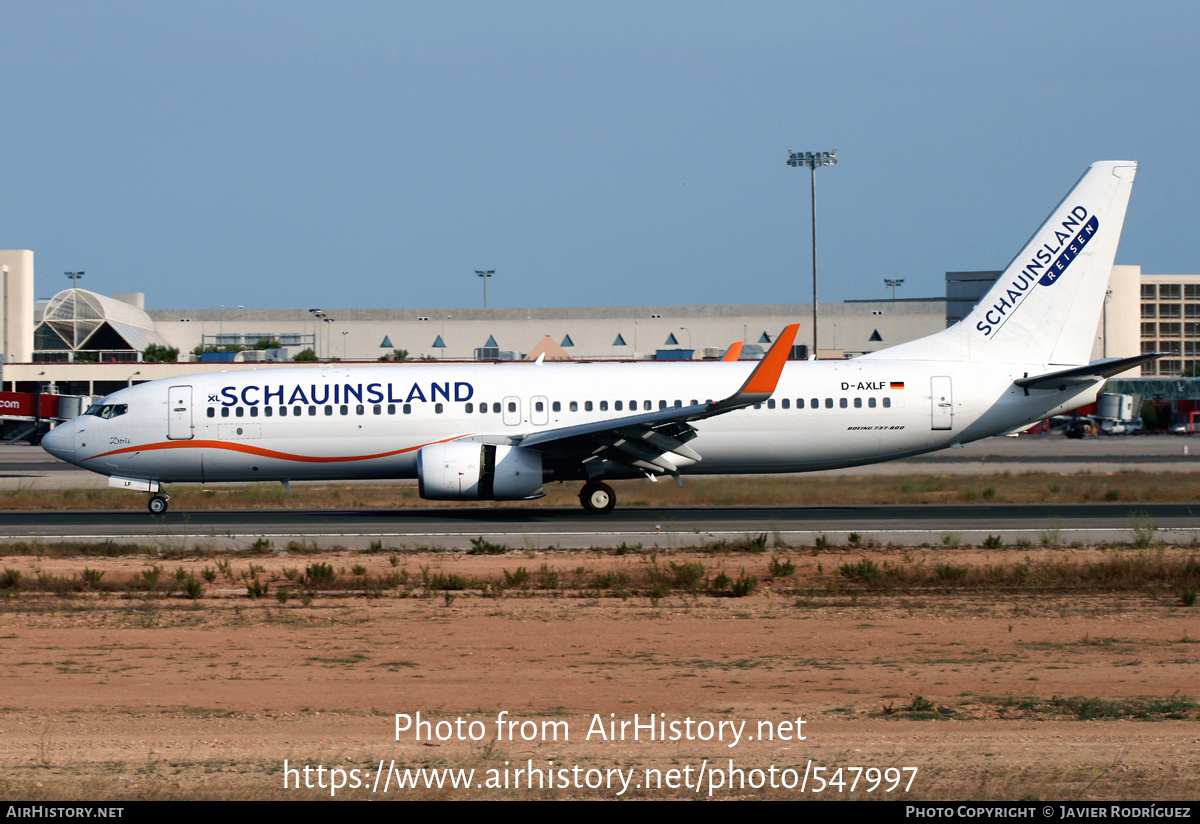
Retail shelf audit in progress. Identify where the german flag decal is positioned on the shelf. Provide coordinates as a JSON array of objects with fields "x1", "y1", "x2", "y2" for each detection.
[{"x1": 890, "y1": 381, "x2": 905, "y2": 390}]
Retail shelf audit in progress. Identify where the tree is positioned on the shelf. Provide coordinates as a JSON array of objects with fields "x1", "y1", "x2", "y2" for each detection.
[
  {"x1": 378, "y1": 349, "x2": 409, "y2": 362},
  {"x1": 293, "y1": 348, "x2": 319, "y2": 362},
  {"x1": 142, "y1": 343, "x2": 180, "y2": 363},
  {"x1": 252, "y1": 337, "x2": 283, "y2": 350}
]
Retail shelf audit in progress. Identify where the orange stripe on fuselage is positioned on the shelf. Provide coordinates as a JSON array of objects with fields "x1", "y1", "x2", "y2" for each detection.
[{"x1": 84, "y1": 435, "x2": 470, "y2": 464}]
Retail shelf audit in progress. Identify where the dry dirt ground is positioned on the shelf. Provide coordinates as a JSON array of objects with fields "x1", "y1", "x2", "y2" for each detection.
[{"x1": 0, "y1": 546, "x2": 1198, "y2": 801}]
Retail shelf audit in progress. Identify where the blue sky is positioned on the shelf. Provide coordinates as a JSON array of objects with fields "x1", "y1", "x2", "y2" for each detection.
[{"x1": 2, "y1": 1, "x2": 1196, "y2": 311}]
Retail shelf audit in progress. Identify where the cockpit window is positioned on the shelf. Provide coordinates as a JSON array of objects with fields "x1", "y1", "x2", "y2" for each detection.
[{"x1": 86, "y1": 403, "x2": 128, "y2": 419}]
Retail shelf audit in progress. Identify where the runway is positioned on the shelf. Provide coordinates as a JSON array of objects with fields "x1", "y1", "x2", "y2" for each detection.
[
  {"x1": 5, "y1": 438, "x2": 1199, "y2": 548},
  {"x1": 5, "y1": 502, "x2": 1196, "y2": 550}
]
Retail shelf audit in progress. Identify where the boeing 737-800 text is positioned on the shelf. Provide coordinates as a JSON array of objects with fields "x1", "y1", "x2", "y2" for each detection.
[{"x1": 42, "y1": 161, "x2": 1148, "y2": 514}]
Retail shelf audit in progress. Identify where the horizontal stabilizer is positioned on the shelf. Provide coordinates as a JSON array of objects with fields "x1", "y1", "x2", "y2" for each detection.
[{"x1": 1014, "y1": 354, "x2": 1161, "y2": 391}]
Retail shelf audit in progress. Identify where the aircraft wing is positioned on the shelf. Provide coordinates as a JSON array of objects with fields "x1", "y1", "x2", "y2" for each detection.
[
  {"x1": 1014, "y1": 354, "x2": 1161, "y2": 392},
  {"x1": 515, "y1": 324, "x2": 799, "y2": 476}
]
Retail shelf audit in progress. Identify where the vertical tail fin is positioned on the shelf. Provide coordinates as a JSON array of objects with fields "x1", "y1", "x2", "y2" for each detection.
[{"x1": 864, "y1": 161, "x2": 1137, "y2": 365}]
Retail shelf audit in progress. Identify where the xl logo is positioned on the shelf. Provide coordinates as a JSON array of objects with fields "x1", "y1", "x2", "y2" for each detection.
[{"x1": 208, "y1": 394, "x2": 219, "y2": 402}]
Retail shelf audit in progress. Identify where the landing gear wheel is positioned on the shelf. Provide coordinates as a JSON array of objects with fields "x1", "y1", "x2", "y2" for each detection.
[
  {"x1": 579, "y1": 481, "x2": 616, "y2": 515},
  {"x1": 148, "y1": 495, "x2": 169, "y2": 515}
]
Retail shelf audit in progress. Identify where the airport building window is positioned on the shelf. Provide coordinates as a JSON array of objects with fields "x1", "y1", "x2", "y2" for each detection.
[
  {"x1": 1188, "y1": 285, "x2": 1200, "y2": 300},
  {"x1": 1142, "y1": 284, "x2": 1157, "y2": 299},
  {"x1": 1161, "y1": 360, "x2": 1182, "y2": 375},
  {"x1": 1142, "y1": 304, "x2": 1158, "y2": 318},
  {"x1": 1162, "y1": 284, "x2": 1182, "y2": 300},
  {"x1": 1161, "y1": 323, "x2": 1182, "y2": 338},
  {"x1": 1142, "y1": 323, "x2": 1157, "y2": 338},
  {"x1": 1187, "y1": 305, "x2": 1200, "y2": 319},
  {"x1": 1161, "y1": 304, "x2": 1182, "y2": 319}
]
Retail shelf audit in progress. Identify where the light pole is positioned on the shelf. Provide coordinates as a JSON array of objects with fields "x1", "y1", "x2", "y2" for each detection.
[
  {"x1": 323, "y1": 317, "x2": 335, "y2": 360},
  {"x1": 679, "y1": 326, "x2": 691, "y2": 349},
  {"x1": 65, "y1": 271, "x2": 85, "y2": 289},
  {"x1": 787, "y1": 150, "x2": 837, "y2": 358},
  {"x1": 342, "y1": 330, "x2": 349, "y2": 360},
  {"x1": 309, "y1": 309, "x2": 324, "y2": 356},
  {"x1": 476, "y1": 269, "x2": 494, "y2": 308},
  {"x1": 884, "y1": 278, "x2": 905, "y2": 300}
]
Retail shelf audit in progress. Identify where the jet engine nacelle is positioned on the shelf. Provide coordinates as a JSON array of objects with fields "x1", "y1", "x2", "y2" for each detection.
[{"x1": 417, "y1": 442, "x2": 545, "y2": 501}]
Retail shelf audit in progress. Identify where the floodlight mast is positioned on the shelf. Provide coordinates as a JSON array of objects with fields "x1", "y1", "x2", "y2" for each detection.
[{"x1": 787, "y1": 150, "x2": 836, "y2": 358}]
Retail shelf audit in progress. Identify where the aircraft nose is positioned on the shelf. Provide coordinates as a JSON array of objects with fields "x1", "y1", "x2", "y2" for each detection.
[{"x1": 41, "y1": 422, "x2": 75, "y2": 464}]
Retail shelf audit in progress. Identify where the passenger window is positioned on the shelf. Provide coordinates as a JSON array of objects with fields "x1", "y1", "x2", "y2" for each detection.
[
  {"x1": 674, "y1": 400, "x2": 682, "y2": 408},
  {"x1": 854, "y1": 398, "x2": 862, "y2": 408},
  {"x1": 596, "y1": 401, "x2": 604, "y2": 412},
  {"x1": 552, "y1": 401, "x2": 561, "y2": 412},
  {"x1": 356, "y1": 405, "x2": 364, "y2": 415},
  {"x1": 824, "y1": 398, "x2": 833, "y2": 409},
  {"x1": 570, "y1": 401, "x2": 578, "y2": 412},
  {"x1": 465, "y1": 403, "x2": 474, "y2": 413},
  {"x1": 308, "y1": 406, "x2": 317, "y2": 416},
  {"x1": 387, "y1": 404, "x2": 396, "y2": 414},
  {"x1": 221, "y1": 407, "x2": 230, "y2": 418},
  {"x1": 643, "y1": 401, "x2": 651, "y2": 411},
  {"x1": 615, "y1": 401, "x2": 623, "y2": 412},
  {"x1": 492, "y1": 403, "x2": 501, "y2": 413},
  {"x1": 236, "y1": 407, "x2": 245, "y2": 418},
  {"x1": 403, "y1": 404, "x2": 412, "y2": 414},
  {"x1": 754, "y1": 403, "x2": 762, "y2": 410},
  {"x1": 374, "y1": 404, "x2": 382, "y2": 415},
  {"x1": 782, "y1": 399, "x2": 790, "y2": 409},
  {"x1": 690, "y1": 399, "x2": 698, "y2": 406},
  {"x1": 280, "y1": 407, "x2": 288, "y2": 417},
  {"x1": 868, "y1": 397, "x2": 877, "y2": 408},
  {"x1": 812, "y1": 398, "x2": 819, "y2": 409},
  {"x1": 435, "y1": 403, "x2": 443, "y2": 414},
  {"x1": 839, "y1": 398, "x2": 848, "y2": 409},
  {"x1": 883, "y1": 397, "x2": 892, "y2": 408},
  {"x1": 797, "y1": 399, "x2": 804, "y2": 409},
  {"x1": 207, "y1": 408, "x2": 215, "y2": 418},
  {"x1": 507, "y1": 401, "x2": 516, "y2": 413},
  {"x1": 767, "y1": 399, "x2": 776, "y2": 409},
  {"x1": 250, "y1": 407, "x2": 259, "y2": 417},
  {"x1": 659, "y1": 400, "x2": 667, "y2": 410}
]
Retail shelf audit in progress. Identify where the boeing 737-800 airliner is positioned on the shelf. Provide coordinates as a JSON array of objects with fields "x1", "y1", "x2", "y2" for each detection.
[{"x1": 42, "y1": 161, "x2": 1148, "y2": 515}]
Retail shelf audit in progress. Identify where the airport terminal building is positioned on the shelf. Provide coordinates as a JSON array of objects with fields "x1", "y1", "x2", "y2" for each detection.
[{"x1": 0, "y1": 249, "x2": 1185, "y2": 399}]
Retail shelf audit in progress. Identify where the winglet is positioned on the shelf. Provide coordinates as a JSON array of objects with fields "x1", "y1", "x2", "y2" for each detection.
[
  {"x1": 695, "y1": 324, "x2": 799, "y2": 419},
  {"x1": 721, "y1": 342, "x2": 744, "y2": 361},
  {"x1": 739, "y1": 323, "x2": 799, "y2": 396}
]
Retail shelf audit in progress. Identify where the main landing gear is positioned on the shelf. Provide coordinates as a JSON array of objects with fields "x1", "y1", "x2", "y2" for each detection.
[
  {"x1": 579, "y1": 481, "x2": 616, "y2": 515},
  {"x1": 148, "y1": 494, "x2": 170, "y2": 514}
]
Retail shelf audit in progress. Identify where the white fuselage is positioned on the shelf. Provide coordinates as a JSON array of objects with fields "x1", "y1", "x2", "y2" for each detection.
[{"x1": 43, "y1": 357, "x2": 1099, "y2": 486}]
